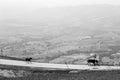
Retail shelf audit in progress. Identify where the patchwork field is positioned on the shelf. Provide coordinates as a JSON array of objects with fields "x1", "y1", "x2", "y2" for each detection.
[
  {"x1": 1, "y1": 5, "x2": 120, "y2": 65},
  {"x1": 1, "y1": 5, "x2": 120, "y2": 79}
]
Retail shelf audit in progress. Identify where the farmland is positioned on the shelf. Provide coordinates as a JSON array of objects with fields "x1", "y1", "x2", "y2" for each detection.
[
  {"x1": 1, "y1": 4, "x2": 120, "y2": 79},
  {"x1": 1, "y1": 5, "x2": 120, "y2": 65},
  {"x1": 1, "y1": 31, "x2": 120, "y2": 65}
]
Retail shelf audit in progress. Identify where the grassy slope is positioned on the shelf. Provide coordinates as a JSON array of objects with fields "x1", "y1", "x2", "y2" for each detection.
[
  {"x1": 1, "y1": 5, "x2": 120, "y2": 64},
  {"x1": 1, "y1": 70, "x2": 120, "y2": 80},
  {"x1": 1, "y1": 31, "x2": 120, "y2": 64},
  {"x1": 1, "y1": 64, "x2": 120, "y2": 80}
]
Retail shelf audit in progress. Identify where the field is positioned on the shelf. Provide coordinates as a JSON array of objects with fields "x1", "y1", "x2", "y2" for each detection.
[
  {"x1": 1, "y1": 5, "x2": 120, "y2": 80},
  {"x1": 0, "y1": 63, "x2": 120, "y2": 80},
  {"x1": 1, "y1": 5, "x2": 120, "y2": 65},
  {"x1": 1, "y1": 69, "x2": 120, "y2": 80}
]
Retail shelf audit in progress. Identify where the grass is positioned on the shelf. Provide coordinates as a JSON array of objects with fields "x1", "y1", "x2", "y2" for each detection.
[{"x1": 1, "y1": 67, "x2": 120, "y2": 80}]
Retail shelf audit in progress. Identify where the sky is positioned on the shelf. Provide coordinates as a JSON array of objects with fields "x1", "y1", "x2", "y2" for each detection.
[
  {"x1": 0, "y1": 0, "x2": 120, "y2": 8},
  {"x1": 0, "y1": 0, "x2": 120, "y2": 20},
  {"x1": 0, "y1": 0, "x2": 120, "y2": 35}
]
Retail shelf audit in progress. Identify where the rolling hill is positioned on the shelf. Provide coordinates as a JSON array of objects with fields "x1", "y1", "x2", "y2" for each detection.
[{"x1": 1, "y1": 5, "x2": 120, "y2": 65}]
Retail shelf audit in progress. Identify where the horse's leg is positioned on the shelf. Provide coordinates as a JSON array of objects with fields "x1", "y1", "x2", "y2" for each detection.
[
  {"x1": 96, "y1": 61, "x2": 99, "y2": 66},
  {"x1": 26, "y1": 60, "x2": 30, "y2": 64},
  {"x1": 27, "y1": 60, "x2": 29, "y2": 64},
  {"x1": 87, "y1": 62, "x2": 90, "y2": 66},
  {"x1": 93, "y1": 61, "x2": 95, "y2": 66},
  {"x1": 87, "y1": 61, "x2": 90, "y2": 66},
  {"x1": 97, "y1": 61, "x2": 99, "y2": 66},
  {"x1": 28, "y1": 59, "x2": 32, "y2": 64},
  {"x1": 29, "y1": 61, "x2": 31, "y2": 64}
]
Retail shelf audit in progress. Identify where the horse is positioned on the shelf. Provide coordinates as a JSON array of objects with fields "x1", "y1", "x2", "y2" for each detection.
[
  {"x1": 25, "y1": 57, "x2": 32, "y2": 63},
  {"x1": 87, "y1": 59, "x2": 99, "y2": 66}
]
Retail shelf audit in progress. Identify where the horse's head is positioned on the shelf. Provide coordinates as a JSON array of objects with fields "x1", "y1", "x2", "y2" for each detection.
[{"x1": 30, "y1": 57, "x2": 32, "y2": 59}]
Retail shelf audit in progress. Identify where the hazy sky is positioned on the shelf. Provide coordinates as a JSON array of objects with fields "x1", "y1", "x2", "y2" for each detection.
[
  {"x1": 0, "y1": 0, "x2": 120, "y2": 8},
  {"x1": 0, "y1": 0, "x2": 120, "y2": 19},
  {"x1": 0, "y1": 0, "x2": 120, "y2": 35}
]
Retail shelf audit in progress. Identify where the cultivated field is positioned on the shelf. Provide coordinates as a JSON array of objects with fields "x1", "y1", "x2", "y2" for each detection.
[{"x1": 1, "y1": 5, "x2": 120, "y2": 80}]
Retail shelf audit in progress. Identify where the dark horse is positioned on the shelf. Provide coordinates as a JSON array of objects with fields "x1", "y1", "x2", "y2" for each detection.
[
  {"x1": 25, "y1": 57, "x2": 32, "y2": 63},
  {"x1": 87, "y1": 59, "x2": 99, "y2": 66}
]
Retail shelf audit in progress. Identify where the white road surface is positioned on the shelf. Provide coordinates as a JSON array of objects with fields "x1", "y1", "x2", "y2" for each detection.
[{"x1": 0, "y1": 59, "x2": 120, "y2": 70}]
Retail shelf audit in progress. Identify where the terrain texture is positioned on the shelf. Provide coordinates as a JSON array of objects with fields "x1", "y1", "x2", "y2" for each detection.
[
  {"x1": 1, "y1": 5, "x2": 120, "y2": 65},
  {"x1": 1, "y1": 5, "x2": 120, "y2": 79}
]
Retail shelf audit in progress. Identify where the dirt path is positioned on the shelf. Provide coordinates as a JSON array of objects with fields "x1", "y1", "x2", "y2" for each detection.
[{"x1": 0, "y1": 59, "x2": 120, "y2": 70}]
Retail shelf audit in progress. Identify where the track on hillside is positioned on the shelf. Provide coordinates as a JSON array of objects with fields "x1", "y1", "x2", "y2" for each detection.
[{"x1": 0, "y1": 59, "x2": 120, "y2": 71}]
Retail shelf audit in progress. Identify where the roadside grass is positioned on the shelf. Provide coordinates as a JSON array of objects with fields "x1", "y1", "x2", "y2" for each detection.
[
  {"x1": 0, "y1": 70, "x2": 120, "y2": 80},
  {"x1": 1, "y1": 65, "x2": 120, "y2": 80}
]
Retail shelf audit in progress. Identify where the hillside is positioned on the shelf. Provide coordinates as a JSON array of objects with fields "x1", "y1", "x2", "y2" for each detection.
[{"x1": 1, "y1": 5, "x2": 120, "y2": 65}]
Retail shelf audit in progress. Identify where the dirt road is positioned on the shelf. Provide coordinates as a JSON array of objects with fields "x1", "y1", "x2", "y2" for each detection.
[{"x1": 0, "y1": 59, "x2": 120, "y2": 70}]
